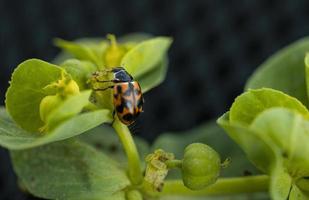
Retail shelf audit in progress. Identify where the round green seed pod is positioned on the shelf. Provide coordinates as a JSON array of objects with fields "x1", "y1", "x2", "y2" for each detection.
[
  {"x1": 182, "y1": 143, "x2": 221, "y2": 190},
  {"x1": 39, "y1": 94, "x2": 63, "y2": 123}
]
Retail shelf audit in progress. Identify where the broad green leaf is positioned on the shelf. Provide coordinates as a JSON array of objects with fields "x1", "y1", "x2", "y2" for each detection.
[
  {"x1": 53, "y1": 33, "x2": 150, "y2": 65},
  {"x1": 138, "y1": 57, "x2": 168, "y2": 92},
  {"x1": 79, "y1": 125, "x2": 149, "y2": 169},
  {"x1": 60, "y1": 59, "x2": 97, "y2": 90},
  {"x1": 245, "y1": 37, "x2": 309, "y2": 106},
  {"x1": 5, "y1": 59, "x2": 63, "y2": 132},
  {"x1": 46, "y1": 90, "x2": 93, "y2": 129},
  {"x1": 0, "y1": 106, "x2": 111, "y2": 149},
  {"x1": 54, "y1": 38, "x2": 107, "y2": 67},
  {"x1": 152, "y1": 120, "x2": 258, "y2": 178},
  {"x1": 229, "y1": 88, "x2": 308, "y2": 125},
  {"x1": 11, "y1": 140, "x2": 130, "y2": 200},
  {"x1": 251, "y1": 108, "x2": 309, "y2": 178},
  {"x1": 121, "y1": 37, "x2": 172, "y2": 78},
  {"x1": 217, "y1": 113, "x2": 276, "y2": 173}
]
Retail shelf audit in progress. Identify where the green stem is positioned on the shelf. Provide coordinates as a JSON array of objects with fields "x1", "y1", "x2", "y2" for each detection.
[
  {"x1": 113, "y1": 119, "x2": 142, "y2": 185},
  {"x1": 165, "y1": 159, "x2": 182, "y2": 169},
  {"x1": 160, "y1": 175, "x2": 269, "y2": 196}
]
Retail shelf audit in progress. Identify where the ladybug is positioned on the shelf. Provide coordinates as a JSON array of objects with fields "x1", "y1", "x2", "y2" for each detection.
[{"x1": 93, "y1": 67, "x2": 144, "y2": 125}]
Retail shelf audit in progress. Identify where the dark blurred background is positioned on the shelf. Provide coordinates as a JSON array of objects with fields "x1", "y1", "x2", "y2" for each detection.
[{"x1": 0, "y1": 0, "x2": 308, "y2": 199}]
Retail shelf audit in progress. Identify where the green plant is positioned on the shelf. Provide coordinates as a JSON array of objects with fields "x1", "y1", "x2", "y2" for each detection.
[{"x1": 1, "y1": 33, "x2": 309, "y2": 200}]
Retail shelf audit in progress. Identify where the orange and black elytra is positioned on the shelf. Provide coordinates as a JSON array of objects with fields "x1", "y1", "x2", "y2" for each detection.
[{"x1": 92, "y1": 67, "x2": 144, "y2": 125}]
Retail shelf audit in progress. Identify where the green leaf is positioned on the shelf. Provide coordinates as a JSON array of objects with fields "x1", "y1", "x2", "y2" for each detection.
[
  {"x1": 229, "y1": 88, "x2": 308, "y2": 125},
  {"x1": 220, "y1": 108, "x2": 309, "y2": 199},
  {"x1": 78, "y1": 125, "x2": 149, "y2": 168},
  {"x1": 245, "y1": 37, "x2": 309, "y2": 106},
  {"x1": 54, "y1": 38, "x2": 107, "y2": 67},
  {"x1": 217, "y1": 113, "x2": 276, "y2": 173},
  {"x1": 120, "y1": 34, "x2": 169, "y2": 92},
  {"x1": 11, "y1": 139, "x2": 130, "y2": 200},
  {"x1": 0, "y1": 106, "x2": 111, "y2": 150},
  {"x1": 53, "y1": 33, "x2": 150, "y2": 65},
  {"x1": 5, "y1": 59, "x2": 63, "y2": 132},
  {"x1": 46, "y1": 90, "x2": 94, "y2": 129},
  {"x1": 250, "y1": 108, "x2": 309, "y2": 178},
  {"x1": 138, "y1": 57, "x2": 168, "y2": 92},
  {"x1": 121, "y1": 37, "x2": 172, "y2": 78},
  {"x1": 60, "y1": 59, "x2": 97, "y2": 90},
  {"x1": 152, "y1": 120, "x2": 258, "y2": 178}
]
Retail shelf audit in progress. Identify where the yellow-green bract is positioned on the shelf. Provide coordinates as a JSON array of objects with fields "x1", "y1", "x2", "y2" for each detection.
[{"x1": 218, "y1": 88, "x2": 309, "y2": 199}]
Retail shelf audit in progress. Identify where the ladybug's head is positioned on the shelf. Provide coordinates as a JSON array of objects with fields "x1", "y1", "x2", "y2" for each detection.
[{"x1": 112, "y1": 67, "x2": 133, "y2": 82}]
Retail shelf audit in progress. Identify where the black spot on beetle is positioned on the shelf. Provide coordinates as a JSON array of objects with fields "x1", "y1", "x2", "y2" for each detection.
[
  {"x1": 117, "y1": 85, "x2": 122, "y2": 93},
  {"x1": 116, "y1": 105, "x2": 124, "y2": 113},
  {"x1": 123, "y1": 113, "x2": 134, "y2": 122}
]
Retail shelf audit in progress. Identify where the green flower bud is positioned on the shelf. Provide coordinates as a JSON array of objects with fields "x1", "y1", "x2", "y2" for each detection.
[
  {"x1": 63, "y1": 79, "x2": 80, "y2": 96},
  {"x1": 104, "y1": 34, "x2": 128, "y2": 67},
  {"x1": 182, "y1": 143, "x2": 221, "y2": 190},
  {"x1": 39, "y1": 94, "x2": 63, "y2": 123},
  {"x1": 126, "y1": 190, "x2": 143, "y2": 200}
]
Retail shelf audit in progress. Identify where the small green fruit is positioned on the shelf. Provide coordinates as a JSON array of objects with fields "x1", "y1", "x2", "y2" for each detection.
[
  {"x1": 39, "y1": 95, "x2": 63, "y2": 123},
  {"x1": 182, "y1": 143, "x2": 221, "y2": 190}
]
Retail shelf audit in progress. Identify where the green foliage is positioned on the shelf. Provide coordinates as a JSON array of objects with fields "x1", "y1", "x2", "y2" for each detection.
[
  {"x1": 5, "y1": 33, "x2": 309, "y2": 200},
  {"x1": 245, "y1": 37, "x2": 309, "y2": 106},
  {"x1": 218, "y1": 103, "x2": 309, "y2": 199},
  {"x1": 0, "y1": 106, "x2": 110, "y2": 150},
  {"x1": 121, "y1": 37, "x2": 172, "y2": 78},
  {"x1": 11, "y1": 139, "x2": 130, "y2": 200},
  {"x1": 60, "y1": 59, "x2": 97, "y2": 90},
  {"x1": 229, "y1": 88, "x2": 309, "y2": 125},
  {"x1": 5, "y1": 59, "x2": 64, "y2": 132},
  {"x1": 152, "y1": 121, "x2": 258, "y2": 178},
  {"x1": 54, "y1": 38, "x2": 107, "y2": 67}
]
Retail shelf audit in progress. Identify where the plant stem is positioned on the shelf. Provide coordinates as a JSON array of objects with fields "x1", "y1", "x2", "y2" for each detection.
[
  {"x1": 160, "y1": 175, "x2": 269, "y2": 196},
  {"x1": 113, "y1": 119, "x2": 142, "y2": 185},
  {"x1": 165, "y1": 159, "x2": 182, "y2": 169}
]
